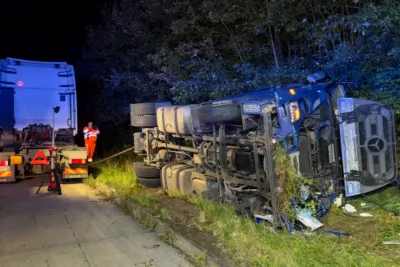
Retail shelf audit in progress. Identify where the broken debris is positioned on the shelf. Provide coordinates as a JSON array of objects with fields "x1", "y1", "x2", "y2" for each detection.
[{"x1": 342, "y1": 204, "x2": 357, "y2": 214}]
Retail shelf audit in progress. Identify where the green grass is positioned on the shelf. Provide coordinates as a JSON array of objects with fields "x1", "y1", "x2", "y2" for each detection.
[
  {"x1": 188, "y1": 196, "x2": 399, "y2": 267},
  {"x1": 87, "y1": 155, "x2": 139, "y2": 197},
  {"x1": 348, "y1": 186, "x2": 400, "y2": 214},
  {"x1": 85, "y1": 157, "x2": 400, "y2": 267},
  {"x1": 85, "y1": 156, "x2": 168, "y2": 217}
]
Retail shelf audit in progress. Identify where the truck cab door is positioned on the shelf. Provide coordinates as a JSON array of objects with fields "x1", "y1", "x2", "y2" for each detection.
[{"x1": 337, "y1": 98, "x2": 397, "y2": 197}]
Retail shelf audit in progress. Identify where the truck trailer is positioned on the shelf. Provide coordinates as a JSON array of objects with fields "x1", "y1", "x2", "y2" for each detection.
[
  {"x1": 130, "y1": 72, "x2": 397, "y2": 219},
  {"x1": 0, "y1": 57, "x2": 88, "y2": 183}
]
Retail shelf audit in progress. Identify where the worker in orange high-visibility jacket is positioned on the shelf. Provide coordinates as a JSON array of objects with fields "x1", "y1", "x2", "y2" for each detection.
[
  {"x1": 87, "y1": 126, "x2": 100, "y2": 162},
  {"x1": 83, "y1": 122, "x2": 93, "y2": 157}
]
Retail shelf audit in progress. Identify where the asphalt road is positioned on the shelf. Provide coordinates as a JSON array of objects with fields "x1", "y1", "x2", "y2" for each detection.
[{"x1": 0, "y1": 178, "x2": 190, "y2": 267}]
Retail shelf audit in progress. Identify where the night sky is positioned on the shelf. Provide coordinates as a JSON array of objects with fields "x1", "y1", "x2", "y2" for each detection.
[{"x1": 0, "y1": 0, "x2": 101, "y2": 63}]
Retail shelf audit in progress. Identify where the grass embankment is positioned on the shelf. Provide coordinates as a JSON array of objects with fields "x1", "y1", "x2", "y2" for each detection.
[{"x1": 85, "y1": 157, "x2": 400, "y2": 267}]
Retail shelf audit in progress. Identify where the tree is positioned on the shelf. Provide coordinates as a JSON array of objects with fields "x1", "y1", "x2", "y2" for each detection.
[{"x1": 83, "y1": 0, "x2": 400, "y2": 125}]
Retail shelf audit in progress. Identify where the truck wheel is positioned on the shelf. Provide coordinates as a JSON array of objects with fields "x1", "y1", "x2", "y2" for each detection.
[
  {"x1": 130, "y1": 103, "x2": 157, "y2": 115},
  {"x1": 133, "y1": 162, "x2": 160, "y2": 178},
  {"x1": 130, "y1": 102, "x2": 171, "y2": 116},
  {"x1": 136, "y1": 177, "x2": 161, "y2": 188},
  {"x1": 131, "y1": 115, "x2": 157, "y2": 127}
]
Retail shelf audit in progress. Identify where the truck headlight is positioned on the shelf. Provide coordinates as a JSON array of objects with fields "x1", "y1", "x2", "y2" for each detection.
[{"x1": 289, "y1": 101, "x2": 300, "y2": 124}]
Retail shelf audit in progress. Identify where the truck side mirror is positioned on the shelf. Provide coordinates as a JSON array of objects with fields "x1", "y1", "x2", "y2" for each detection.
[{"x1": 307, "y1": 71, "x2": 327, "y2": 84}]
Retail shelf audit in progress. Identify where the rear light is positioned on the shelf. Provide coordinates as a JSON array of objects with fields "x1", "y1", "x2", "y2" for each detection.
[
  {"x1": 0, "y1": 161, "x2": 9, "y2": 166},
  {"x1": 69, "y1": 159, "x2": 87, "y2": 164}
]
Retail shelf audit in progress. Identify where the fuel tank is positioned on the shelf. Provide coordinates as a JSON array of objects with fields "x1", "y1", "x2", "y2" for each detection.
[{"x1": 156, "y1": 103, "x2": 242, "y2": 135}]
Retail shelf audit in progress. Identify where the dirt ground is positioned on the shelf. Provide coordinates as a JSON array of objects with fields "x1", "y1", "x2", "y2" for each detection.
[{"x1": 137, "y1": 189, "x2": 230, "y2": 263}]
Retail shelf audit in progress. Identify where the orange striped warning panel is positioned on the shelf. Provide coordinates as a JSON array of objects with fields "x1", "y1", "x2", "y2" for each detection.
[
  {"x1": 0, "y1": 171, "x2": 12, "y2": 177},
  {"x1": 63, "y1": 168, "x2": 88, "y2": 174}
]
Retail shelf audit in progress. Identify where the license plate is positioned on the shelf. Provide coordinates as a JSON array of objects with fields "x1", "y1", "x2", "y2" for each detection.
[{"x1": 0, "y1": 166, "x2": 10, "y2": 171}]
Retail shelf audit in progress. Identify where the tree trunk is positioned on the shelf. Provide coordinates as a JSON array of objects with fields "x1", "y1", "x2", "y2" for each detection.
[{"x1": 269, "y1": 26, "x2": 279, "y2": 69}]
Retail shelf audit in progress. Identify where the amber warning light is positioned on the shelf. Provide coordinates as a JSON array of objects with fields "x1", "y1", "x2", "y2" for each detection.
[{"x1": 17, "y1": 80, "x2": 24, "y2": 87}]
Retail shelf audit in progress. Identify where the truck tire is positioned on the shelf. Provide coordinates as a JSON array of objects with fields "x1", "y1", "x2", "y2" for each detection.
[
  {"x1": 131, "y1": 115, "x2": 157, "y2": 127},
  {"x1": 133, "y1": 162, "x2": 160, "y2": 178},
  {"x1": 130, "y1": 102, "x2": 171, "y2": 116},
  {"x1": 131, "y1": 103, "x2": 158, "y2": 115},
  {"x1": 136, "y1": 177, "x2": 161, "y2": 188}
]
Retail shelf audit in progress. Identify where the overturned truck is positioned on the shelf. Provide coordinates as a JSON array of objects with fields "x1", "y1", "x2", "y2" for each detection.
[{"x1": 130, "y1": 72, "x2": 397, "y2": 221}]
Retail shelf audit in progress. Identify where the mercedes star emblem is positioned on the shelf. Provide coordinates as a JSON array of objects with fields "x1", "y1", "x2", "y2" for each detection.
[{"x1": 365, "y1": 135, "x2": 387, "y2": 155}]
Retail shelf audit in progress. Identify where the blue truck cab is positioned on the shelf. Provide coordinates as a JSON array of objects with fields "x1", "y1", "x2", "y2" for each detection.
[{"x1": 214, "y1": 74, "x2": 397, "y2": 197}]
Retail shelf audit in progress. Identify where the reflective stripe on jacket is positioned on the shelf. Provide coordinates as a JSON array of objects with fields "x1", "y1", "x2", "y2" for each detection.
[
  {"x1": 83, "y1": 127, "x2": 90, "y2": 139},
  {"x1": 88, "y1": 129, "x2": 100, "y2": 142}
]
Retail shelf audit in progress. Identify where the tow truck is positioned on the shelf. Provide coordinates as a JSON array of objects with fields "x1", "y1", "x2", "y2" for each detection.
[{"x1": 0, "y1": 58, "x2": 88, "y2": 186}]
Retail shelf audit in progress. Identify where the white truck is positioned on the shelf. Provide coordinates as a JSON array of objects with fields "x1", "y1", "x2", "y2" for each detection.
[{"x1": 0, "y1": 57, "x2": 88, "y2": 183}]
